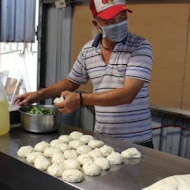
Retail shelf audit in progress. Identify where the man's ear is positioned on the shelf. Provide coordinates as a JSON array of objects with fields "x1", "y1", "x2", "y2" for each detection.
[{"x1": 92, "y1": 19, "x2": 101, "y2": 30}]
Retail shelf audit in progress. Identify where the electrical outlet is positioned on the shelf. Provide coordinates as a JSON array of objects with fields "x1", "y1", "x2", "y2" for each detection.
[{"x1": 55, "y1": 0, "x2": 67, "y2": 8}]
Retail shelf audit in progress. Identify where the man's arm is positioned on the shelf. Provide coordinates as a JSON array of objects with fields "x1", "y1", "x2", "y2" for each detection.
[
  {"x1": 14, "y1": 78, "x2": 80, "y2": 106},
  {"x1": 82, "y1": 77, "x2": 145, "y2": 106},
  {"x1": 40, "y1": 78, "x2": 80, "y2": 99},
  {"x1": 56, "y1": 77, "x2": 145, "y2": 113}
]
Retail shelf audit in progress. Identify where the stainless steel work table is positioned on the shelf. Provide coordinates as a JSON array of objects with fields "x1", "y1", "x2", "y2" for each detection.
[{"x1": 0, "y1": 125, "x2": 190, "y2": 190}]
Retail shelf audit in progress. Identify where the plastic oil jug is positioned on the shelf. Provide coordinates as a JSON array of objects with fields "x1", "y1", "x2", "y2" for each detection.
[{"x1": 0, "y1": 81, "x2": 10, "y2": 135}]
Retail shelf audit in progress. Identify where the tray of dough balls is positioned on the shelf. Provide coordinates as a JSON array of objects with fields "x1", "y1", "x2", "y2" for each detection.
[{"x1": 17, "y1": 131, "x2": 142, "y2": 185}]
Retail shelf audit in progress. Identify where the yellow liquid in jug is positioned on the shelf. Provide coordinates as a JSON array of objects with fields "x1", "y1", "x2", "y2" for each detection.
[{"x1": 0, "y1": 100, "x2": 10, "y2": 135}]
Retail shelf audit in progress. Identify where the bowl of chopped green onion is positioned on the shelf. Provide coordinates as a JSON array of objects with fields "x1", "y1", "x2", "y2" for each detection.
[{"x1": 19, "y1": 105, "x2": 60, "y2": 133}]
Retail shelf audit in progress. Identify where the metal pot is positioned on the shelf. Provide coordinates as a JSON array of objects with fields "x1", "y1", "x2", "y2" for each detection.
[{"x1": 19, "y1": 105, "x2": 60, "y2": 133}]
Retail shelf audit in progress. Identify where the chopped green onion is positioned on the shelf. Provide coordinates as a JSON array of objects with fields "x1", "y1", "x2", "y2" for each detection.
[{"x1": 27, "y1": 106, "x2": 55, "y2": 115}]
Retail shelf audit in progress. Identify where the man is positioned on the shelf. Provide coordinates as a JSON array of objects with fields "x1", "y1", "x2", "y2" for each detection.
[{"x1": 14, "y1": 0, "x2": 153, "y2": 148}]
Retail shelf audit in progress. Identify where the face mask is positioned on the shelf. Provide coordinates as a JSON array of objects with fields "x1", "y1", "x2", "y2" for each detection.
[{"x1": 98, "y1": 20, "x2": 128, "y2": 42}]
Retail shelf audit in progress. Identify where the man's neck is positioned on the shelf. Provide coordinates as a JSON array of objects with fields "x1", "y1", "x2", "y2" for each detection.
[{"x1": 101, "y1": 38, "x2": 116, "y2": 51}]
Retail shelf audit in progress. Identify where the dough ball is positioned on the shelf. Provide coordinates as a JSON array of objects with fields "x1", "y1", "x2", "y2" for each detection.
[
  {"x1": 26, "y1": 152, "x2": 43, "y2": 164},
  {"x1": 69, "y1": 140, "x2": 84, "y2": 149},
  {"x1": 50, "y1": 139, "x2": 63, "y2": 147},
  {"x1": 89, "y1": 148, "x2": 103, "y2": 159},
  {"x1": 94, "y1": 157, "x2": 110, "y2": 170},
  {"x1": 44, "y1": 147, "x2": 61, "y2": 158},
  {"x1": 34, "y1": 141, "x2": 50, "y2": 152},
  {"x1": 99, "y1": 145, "x2": 114, "y2": 157},
  {"x1": 53, "y1": 96, "x2": 64, "y2": 104},
  {"x1": 58, "y1": 135, "x2": 72, "y2": 144},
  {"x1": 79, "y1": 135, "x2": 94, "y2": 144},
  {"x1": 76, "y1": 145, "x2": 92, "y2": 154},
  {"x1": 121, "y1": 148, "x2": 142, "y2": 159},
  {"x1": 62, "y1": 169, "x2": 83, "y2": 183},
  {"x1": 52, "y1": 152, "x2": 65, "y2": 164},
  {"x1": 64, "y1": 150, "x2": 78, "y2": 159},
  {"x1": 83, "y1": 162, "x2": 101, "y2": 176},
  {"x1": 47, "y1": 162, "x2": 64, "y2": 177},
  {"x1": 63, "y1": 159, "x2": 80, "y2": 170},
  {"x1": 107, "y1": 152, "x2": 123, "y2": 165},
  {"x1": 34, "y1": 155, "x2": 51, "y2": 171},
  {"x1": 142, "y1": 175, "x2": 190, "y2": 190},
  {"x1": 144, "y1": 184, "x2": 177, "y2": 190},
  {"x1": 58, "y1": 143, "x2": 71, "y2": 152},
  {"x1": 77, "y1": 154, "x2": 93, "y2": 165},
  {"x1": 17, "y1": 145, "x2": 33, "y2": 158},
  {"x1": 70, "y1": 131, "x2": 83, "y2": 140},
  {"x1": 88, "y1": 140, "x2": 104, "y2": 149}
]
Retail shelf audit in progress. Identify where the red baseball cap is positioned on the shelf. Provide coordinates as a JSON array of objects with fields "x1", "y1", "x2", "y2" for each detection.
[{"x1": 90, "y1": 0, "x2": 132, "y2": 20}]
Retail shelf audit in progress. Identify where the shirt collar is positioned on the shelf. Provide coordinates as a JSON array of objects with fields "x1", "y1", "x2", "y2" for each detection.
[
  {"x1": 121, "y1": 34, "x2": 128, "y2": 44},
  {"x1": 92, "y1": 33, "x2": 102, "y2": 48}
]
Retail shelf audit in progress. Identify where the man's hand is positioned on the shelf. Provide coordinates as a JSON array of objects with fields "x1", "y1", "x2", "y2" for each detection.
[
  {"x1": 55, "y1": 91, "x2": 80, "y2": 113},
  {"x1": 13, "y1": 91, "x2": 41, "y2": 106}
]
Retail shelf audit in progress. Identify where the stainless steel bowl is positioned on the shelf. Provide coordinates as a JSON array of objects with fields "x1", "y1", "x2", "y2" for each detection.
[{"x1": 19, "y1": 105, "x2": 60, "y2": 133}]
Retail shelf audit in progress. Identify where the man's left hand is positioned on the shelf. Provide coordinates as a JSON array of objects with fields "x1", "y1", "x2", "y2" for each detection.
[{"x1": 55, "y1": 91, "x2": 80, "y2": 113}]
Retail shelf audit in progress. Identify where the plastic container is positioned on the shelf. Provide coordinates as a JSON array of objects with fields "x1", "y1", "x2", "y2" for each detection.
[{"x1": 0, "y1": 81, "x2": 10, "y2": 135}]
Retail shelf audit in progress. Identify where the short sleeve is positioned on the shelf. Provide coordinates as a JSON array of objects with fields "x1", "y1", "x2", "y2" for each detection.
[
  {"x1": 68, "y1": 50, "x2": 89, "y2": 84},
  {"x1": 125, "y1": 40, "x2": 153, "y2": 83}
]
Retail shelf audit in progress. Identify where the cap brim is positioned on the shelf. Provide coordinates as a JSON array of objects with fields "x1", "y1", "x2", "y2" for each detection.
[{"x1": 97, "y1": 5, "x2": 132, "y2": 20}]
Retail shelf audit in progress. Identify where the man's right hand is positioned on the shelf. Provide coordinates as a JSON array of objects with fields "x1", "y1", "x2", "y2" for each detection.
[{"x1": 13, "y1": 91, "x2": 41, "y2": 106}]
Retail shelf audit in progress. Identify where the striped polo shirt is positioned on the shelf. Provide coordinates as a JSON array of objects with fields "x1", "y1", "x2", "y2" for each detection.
[{"x1": 68, "y1": 32, "x2": 153, "y2": 143}]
